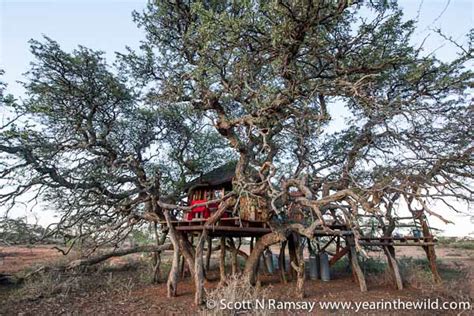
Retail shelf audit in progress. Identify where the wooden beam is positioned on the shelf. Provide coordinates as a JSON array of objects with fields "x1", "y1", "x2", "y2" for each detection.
[
  {"x1": 194, "y1": 231, "x2": 206, "y2": 305},
  {"x1": 279, "y1": 241, "x2": 287, "y2": 284},
  {"x1": 359, "y1": 241, "x2": 436, "y2": 247},
  {"x1": 419, "y1": 217, "x2": 442, "y2": 283},
  {"x1": 383, "y1": 246, "x2": 403, "y2": 290},
  {"x1": 347, "y1": 238, "x2": 367, "y2": 292},
  {"x1": 219, "y1": 237, "x2": 226, "y2": 284},
  {"x1": 205, "y1": 236, "x2": 212, "y2": 273},
  {"x1": 175, "y1": 225, "x2": 271, "y2": 233},
  {"x1": 320, "y1": 236, "x2": 337, "y2": 252},
  {"x1": 329, "y1": 246, "x2": 349, "y2": 266}
]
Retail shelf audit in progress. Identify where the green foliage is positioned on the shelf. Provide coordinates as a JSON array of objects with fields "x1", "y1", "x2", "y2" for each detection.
[
  {"x1": 0, "y1": 1, "x2": 472, "y2": 248},
  {"x1": 129, "y1": 228, "x2": 154, "y2": 245},
  {"x1": 437, "y1": 237, "x2": 474, "y2": 250},
  {"x1": 0, "y1": 217, "x2": 52, "y2": 245}
]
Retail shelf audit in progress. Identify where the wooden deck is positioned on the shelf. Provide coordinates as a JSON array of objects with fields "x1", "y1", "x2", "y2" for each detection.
[
  {"x1": 161, "y1": 217, "x2": 270, "y2": 237},
  {"x1": 162, "y1": 217, "x2": 356, "y2": 238},
  {"x1": 359, "y1": 236, "x2": 437, "y2": 247},
  {"x1": 161, "y1": 218, "x2": 438, "y2": 246}
]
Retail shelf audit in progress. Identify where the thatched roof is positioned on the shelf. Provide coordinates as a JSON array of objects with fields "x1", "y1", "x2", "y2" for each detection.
[{"x1": 183, "y1": 161, "x2": 236, "y2": 192}]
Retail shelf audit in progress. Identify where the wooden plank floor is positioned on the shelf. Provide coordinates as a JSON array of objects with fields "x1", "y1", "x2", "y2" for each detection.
[
  {"x1": 162, "y1": 218, "x2": 437, "y2": 246},
  {"x1": 359, "y1": 236, "x2": 437, "y2": 247}
]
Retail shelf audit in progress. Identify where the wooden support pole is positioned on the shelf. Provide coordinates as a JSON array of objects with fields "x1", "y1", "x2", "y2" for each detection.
[
  {"x1": 347, "y1": 237, "x2": 367, "y2": 292},
  {"x1": 383, "y1": 246, "x2": 403, "y2": 290},
  {"x1": 152, "y1": 225, "x2": 167, "y2": 283},
  {"x1": 279, "y1": 241, "x2": 287, "y2": 284},
  {"x1": 194, "y1": 231, "x2": 207, "y2": 305},
  {"x1": 176, "y1": 232, "x2": 196, "y2": 278},
  {"x1": 180, "y1": 254, "x2": 186, "y2": 278},
  {"x1": 329, "y1": 246, "x2": 349, "y2": 266},
  {"x1": 292, "y1": 235, "x2": 305, "y2": 299},
  {"x1": 227, "y1": 238, "x2": 239, "y2": 275},
  {"x1": 419, "y1": 217, "x2": 442, "y2": 283},
  {"x1": 243, "y1": 232, "x2": 286, "y2": 285},
  {"x1": 288, "y1": 233, "x2": 298, "y2": 281},
  {"x1": 219, "y1": 237, "x2": 226, "y2": 284},
  {"x1": 423, "y1": 244, "x2": 442, "y2": 283},
  {"x1": 164, "y1": 211, "x2": 180, "y2": 297},
  {"x1": 205, "y1": 236, "x2": 212, "y2": 272}
]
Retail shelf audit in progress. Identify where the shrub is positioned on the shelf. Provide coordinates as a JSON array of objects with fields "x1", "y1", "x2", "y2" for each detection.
[{"x1": 204, "y1": 275, "x2": 272, "y2": 316}]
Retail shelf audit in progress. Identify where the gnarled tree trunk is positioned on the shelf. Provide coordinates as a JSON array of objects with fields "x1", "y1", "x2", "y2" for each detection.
[
  {"x1": 205, "y1": 236, "x2": 212, "y2": 273},
  {"x1": 227, "y1": 238, "x2": 239, "y2": 275},
  {"x1": 279, "y1": 241, "x2": 287, "y2": 284},
  {"x1": 243, "y1": 232, "x2": 287, "y2": 285},
  {"x1": 164, "y1": 211, "x2": 180, "y2": 297},
  {"x1": 194, "y1": 231, "x2": 207, "y2": 305}
]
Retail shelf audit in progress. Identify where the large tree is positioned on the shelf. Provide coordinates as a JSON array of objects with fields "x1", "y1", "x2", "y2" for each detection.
[
  {"x1": 0, "y1": 39, "x2": 234, "y2": 251},
  {"x1": 128, "y1": 1, "x2": 472, "y2": 231},
  {"x1": 0, "y1": 0, "x2": 472, "y2": 304}
]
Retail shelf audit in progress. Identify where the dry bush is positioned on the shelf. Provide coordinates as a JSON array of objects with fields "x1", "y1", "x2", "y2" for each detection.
[
  {"x1": 359, "y1": 256, "x2": 395, "y2": 287},
  {"x1": 203, "y1": 275, "x2": 272, "y2": 316},
  {"x1": 7, "y1": 253, "x2": 139, "y2": 302},
  {"x1": 362, "y1": 255, "x2": 472, "y2": 304},
  {"x1": 400, "y1": 258, "x2": 472, "y2": 303},
  {"x1": 15, "y1": 270, "x2": 84, "y2": 301},
  {"x1": 104, "y1": 272, "x2": 136, "y2": 297},
  {"x1": 366, "y1": 267, "x2": 396, "y2": 287}
]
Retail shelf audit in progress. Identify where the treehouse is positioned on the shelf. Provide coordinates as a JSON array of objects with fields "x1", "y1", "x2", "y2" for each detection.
[
  {"x1": 162, "y1": 162, "x2": 441, "y2": 304},
  {"x1": 181, "y1": 161, "x2": 270, "y2": 226},
  {"x1": 182, "y1": 162, "x2": 235, "y2": 221}
]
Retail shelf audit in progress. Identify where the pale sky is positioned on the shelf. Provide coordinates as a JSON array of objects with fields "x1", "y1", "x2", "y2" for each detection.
[{"x1": 0, "y1": 0, "x2": 472, "y2": 236}]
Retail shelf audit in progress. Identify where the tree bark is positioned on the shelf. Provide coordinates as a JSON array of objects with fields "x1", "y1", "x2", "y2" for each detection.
[
  {"x1": 291, "y1": 257, "x2": 305, "y2": 298},
  {"x1": 348, "y1": 244, "x2": 367, "y2": 292},
  {"x1": 227, "y1": 238, "x2": 239, "y2": 275},
  {"x1": 293, "y1": 235, "x2": 305, "y2": 298},
  {"x1": 66, "y1": 244, "x2": 172, "y2": 269},
  {"x1": 419, "y1": 217, "x2": 442, "y2": 283},
  {"x1": 167, "y1": 241, "x2": 180, "y2": 297},
  {"x1": 279, "y1": 241, "x2": 287, "y2": 284},
  {"x1": 205, "y1": 236, "x2": 212, "y2": 273},
  {"x1": 224, "y1": 245, "x2": 249, "y2": 260},
  {"x1": 288, "y1": 233, "x2": 298, "y2": 280},
  {"x1": 194, "y1": 231, "x2": 207, "y2": 305},
  {"x1": 219, "y1": 237, "x2": 226, "y2": 283},
  {"x1": 243, "y1": 232, "x2": 286, "y2": 285},
  {"x1": 423, "y1": 245, "x2": 442, "y2": 283},
  {"x1": 180, "y1": 254, "x2": 186, "y2": 278},
  {"x1": 383, "y1": 246, "x2": 403, "y2": 290},
  {"x1": 164, "y1": 210, "x2": 179, "y2": 297},
  {"x1": 152, "y1": 228, "x2": 168, "y2": 283},
  {"x1": 176, "y1": 231, "x2": 196, "y2": 277}
]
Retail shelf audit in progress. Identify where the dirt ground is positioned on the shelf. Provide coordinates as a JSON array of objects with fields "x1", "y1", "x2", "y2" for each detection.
[
  {"x1": 0, "y1": 244, "x2": 472, "y2": 315},
  {"x1": 0, "y1": 245, "x2": 65, "y2": 274}
]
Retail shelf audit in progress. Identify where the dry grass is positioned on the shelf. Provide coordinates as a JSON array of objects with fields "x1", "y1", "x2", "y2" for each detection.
[
  {"x1": 203, "y1": 275, "x2": 273, "y2": 316},
  {"x1": 363, "y1": 256, "x2": 472, "y2": 303},
  {"x1": 15, "y1": 270, "x2": 85, "y2": 300},
  {"x1": 4, "y1": 253, "x2": 164, "y2": 304},
  {"x1": 401, "y1": 259, "x2": 472, "y2": 303}
]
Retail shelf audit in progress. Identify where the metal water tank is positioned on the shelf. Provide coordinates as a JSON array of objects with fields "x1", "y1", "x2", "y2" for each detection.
[
  {"x1": 319, "y1": 252, "x2": 330, "y2": 281},
  {"x1": 309, "y1": 254, "x2": 320, "y2": 280},
  {"x1": 264, "y1": 250, "x2": 274, "y2": 274}
]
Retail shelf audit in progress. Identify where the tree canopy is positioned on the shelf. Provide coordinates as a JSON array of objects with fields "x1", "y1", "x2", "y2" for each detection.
[{"x1": 0, "y1": 0, "x2": 472, "y2": 261}]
